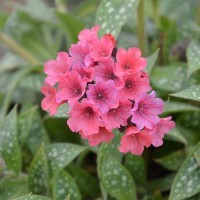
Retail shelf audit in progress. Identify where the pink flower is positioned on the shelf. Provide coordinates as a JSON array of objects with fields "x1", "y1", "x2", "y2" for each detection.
[
  {"x1": 44, "y1": 52, "x2": 71, "y2": 85},
  {"x1": 94, "y1": 58, "x2": 124, "y2": 88},
  {"x1": 73, "y1": 65, "x2": 94, "y2": 82},
  {"x1": 89, "y1": 35, "x2": 115, "y2": 61},
  {"x1": 67, "y1": 99, "x2": 100, "y2": 135},
  {"x1": 56, "y1": 72, "x2": 86, "y2": 105},
  {"x1": 69, "y1": 42, "x2": 90, "y2": 67},
  {"x1": 130, "y1": 91, "x2": 164, "y2": 130},
  {"x1": 119, "y1": 126, "x2": 152, "y2": 155},
  {"x1": 101, "y1": 101, "x2": 132, "y2": 129},
  {"x1": 78, "y1": 25, "x2": 100, "y2": 44},
  {"x1": 81, "y1": 127, "x2": 114, "y2": 146},
  {"x1": 119, "y1": 72, "x2": 151, "y2": 101},
  {"x1": 41, "y1": 84, "x2": 61, "y2": 115},
  {"x1": 114, "y1": 48, "x2": 147, "y2": 76},
  {"x1": 151, "y1": 116, "x2": 175, "y2": 147},
  {"x1": 87, "y1": 80, "x2": 119, "y2": 113}
]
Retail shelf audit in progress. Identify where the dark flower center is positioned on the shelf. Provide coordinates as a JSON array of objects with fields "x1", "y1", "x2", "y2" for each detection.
[
  {"x1": 125, "y1": 80, "x2": 132, "y2": 88},
  {"x1": 97, "y1": 93, "x2": 103, "y2": 99},
  {"x1": 73, "y1": 87, "x2": 82, "y2": 96},
  {"x1": 108, "y1": 73, "x2": 116, "y2": 80},
  {"x1": 84, "y1": 107, "x2": 94, "y2": 117}
]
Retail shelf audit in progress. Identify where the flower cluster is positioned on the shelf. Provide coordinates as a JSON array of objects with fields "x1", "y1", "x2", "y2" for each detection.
[{"x1": 41, "y1": 25, "x2": 175, "y2": 155}]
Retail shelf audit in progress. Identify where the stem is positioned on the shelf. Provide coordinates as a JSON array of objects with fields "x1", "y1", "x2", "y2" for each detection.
[
  {"x1": 197, "y1": 5, "x2": 200, "y2": 25},
  {"x1": 152, "y1": 0, "x2": 160, "y2": 27},
  {"x1": 137, "y1": 0, "x2": 146, "y2": 55},
  {"x1": 55, "y1": 0, "x2": 67, "y2": 13},
  {"x1": 0, "y1": 66, "x2": 41, "y2": 119},
  {"x1": 0, "y1": 33, "x2": 40, "y2": 65}
]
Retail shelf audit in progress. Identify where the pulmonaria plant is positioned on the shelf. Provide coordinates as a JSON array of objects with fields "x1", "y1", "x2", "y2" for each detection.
[{"x1": 41, "y1": 25, "x2": 175, "y2": 155}]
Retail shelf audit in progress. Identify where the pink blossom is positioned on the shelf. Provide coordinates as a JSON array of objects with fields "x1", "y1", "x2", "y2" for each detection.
[
  {"x1": 78, "y1": 25, "x2": 100, "y2": 44},
  {"x1": 114, "y1": 48, "x2": 147, "y2": 76},
  {"x1": 44, "y1": 52, "x2": 71, "y2": 85},
  {"x1": 119, "y1": 126, "x2": 152, "y2": 155},
  {"x1": 81, "y1": 127, "x2": 114, "y2": 146},
  {"x1": 101, "y1": 101, "x2": 132, "y2": 129},
  {"x1": 73, "y1": 65, "x2": 94, "y2": 82},
  {"x1": 67, "y1": 99, "x2": 100, "y2": 135},
  {"x1": 87, "y1": 80, "x2": 119, "y2": 113},
  {"x1": 69, "y1": 42, "x2": 90, "y2": 67},
  {"x1": 56, "y1": 72, "x2": 86, "y2": 105},
  {"x1": 41, "y1": 84, "x2": 61, "y2": 115},
  {"x1": 151, "y1": 116, "x2": 175, "y2": 147},
  {"x1": 130, "y1": 91, "x2": 164, "y2": 130},
  {"x1": 89, "y1": 35, "x2": 115, "y2": 61},
  {"x1": 94, "y1": 58, "x2": 124, "y2": 88},
  {"x1": 119, "y1": 72, "x2": 151, "y2": 101}
]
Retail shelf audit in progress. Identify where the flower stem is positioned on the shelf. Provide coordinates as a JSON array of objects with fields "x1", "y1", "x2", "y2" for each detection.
[
  {"x1": 0, "y1": 33, "x2": 40, "y2": 65},
  {"x1": 55, "y1": 0, "x2": 67, "y2": 13},
  {"x1": 152, "y1": 0, "x2": 160, "y2": 28},
  {"x1": 137, "y1": 0, "x2": 146, "y2": 55}
]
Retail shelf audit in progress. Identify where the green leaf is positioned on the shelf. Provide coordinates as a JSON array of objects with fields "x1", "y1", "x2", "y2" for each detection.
[
  {"x1": 53, "y1": 170, "x2": 81, "y2": 200},
  {"x1": 124, "y1": 153, "x2": 146, "y2": 186},
  {"x1": 185, "y1": 193, "x2": 200, "y2": 200},
  {"x1": 0, "y1": 53, "x2": 25, "y2": 73},
  {"x1": 55, "y1": 11, "x2": 84, "y2": 46},
  {"x1": 187, "y1": 41, "x2": 200, "y2": 75},
  {"x1": 0, "y1": 106, "x2": 21, "y2": 174},
  {"x1": 13, "y1": 195, "x2": 52, "y2": 200},
  {"x1": 0, "y1": 12, "x2": 8, "y2": 30},
  {"x1": 47, "y1": 104, "x2": 69, "y2": 119},
  {"x1": 24, "y1": 0, "x2": 54, "y2": 22},
  {"x1": 27, "y1": 111, "x2": 49, "y2": 154},
  {"x1": 176, "y1": 112, "x2": 200, "y2": 145},
  {"x1": 165, "y1": 128, "x2": 187, "y2": 145},
  {"x1": 19, "y1": 74, "x2": 44, "y2": 92},
  {"x1": 45, "y1": 143, "x2": 85, "y2": 175},
  {"x1": 146, "y1": 49, "x2": 160, "y2": 74},
  {"x1": 149, "y1": 174, "x2": 176, "y2": 193},
  {"x1": 155, "y1": 150, "x2": 187, "y2": 171},
  {"x1": 28, "y1": 144, "x2": 49, "y2": 196},
  {"x1": 97, "y1": 130, "x2": 122, "y2": 176},
  {"x1": 170, "y1": 142, "x2": 200, "y2": 200},
  {"x1": 0, "y1": 175, "x2": 28, "y2": 199},
  {"x1": 68, "y1": 165, "x2": 100, "y2": 199},
  {"x1": 18, "y1": 105, "x2": 37, "y2": 146},
  {"x1": 163, "y1": 101, "x2": 199, "y2": 114},
  {"x1": 101, "y1": 156, "x2": 136, "y2": 200},
  {"x1": 151, "y1": 64, "x2": 189, "y2": 92},
  {"x1": 96, "y1": 0, "x2": 139, "y2": 37},
  {"x1": 170, "y1": 85, "x2": 200, "y2": 102}
]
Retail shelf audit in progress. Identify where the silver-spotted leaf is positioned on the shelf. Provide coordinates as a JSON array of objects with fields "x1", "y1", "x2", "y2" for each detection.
[
  {"x1": 187, "y1": 41, "x2": 200, "y2": 75},
  {"x1": 18, "y1": 105, "x2": 37, "y2": 146},
  {"x1": 151, "y1": 64, "x2": 189, "y2": 92},
  {"x1": 45, "y1": 143, "x2": 85, "y2": 175},
  {"x1": 146, "y1": 49, "x2": 160, "y2": 74},
  {"x1": 124, "y1": 153, "x2": 146, "y2": 185},
  {"x1": 163, "y1": 101, "x2": 199, "y2": 114},
  {"x1": 13, "y1": 195, "x2": 52, "y2": 200},
  {"x1": 27, "y1": 111, "x2": 49, "y2": 154},
  {"x1": 170, "y1": 142, "x2": 200, "y2": 200},
  {"x1": 155, "y1": 150, "x2": 187, "y2": 171},
  {"x1": 170, "y1": 85, "x2": 200, "y2": 102},
  {"x1": 0, "y1": 106, "x2": 21, "y2": 174},
  {"x1": 96, "y1": 0, "x2": 139, "y2": 37},
  {"x1": 28, "y1": 144, "x2": 49, "y2": 196},
  {"x1": 53, "y1": 170, "x2": 81, "y2": 200},
  {"x1": 101, "y1": 156, "x2": 136, "y2": 200}
]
